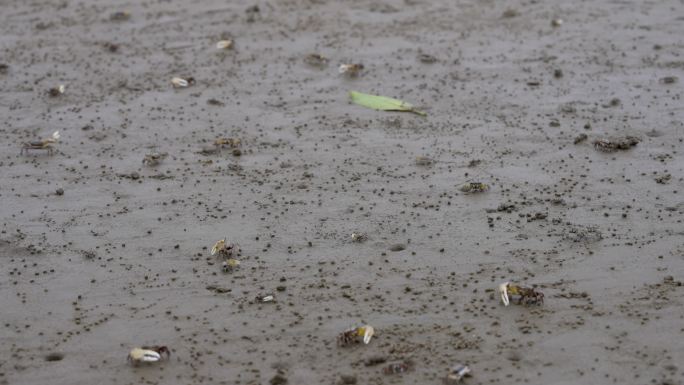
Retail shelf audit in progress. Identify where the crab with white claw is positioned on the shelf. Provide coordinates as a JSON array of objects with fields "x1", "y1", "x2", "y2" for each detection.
[
  {"x1": 498, "y1": 282, "x2": 544, "y2": 306},
  {"x1": 21, "y1": 131, "x2": 60, "y2": 155},
  {"x1": 127, "y1": 346, "x2": 170, "y2": 365},
  {"x1": 142, "y1": 152, "x2": 168, "y2": 166},
  {"x1": 338, "y1": 63, "x2": 364, "y2": 77},
  {"x1": 445, "y1": 363, "x2": 471, "y2": 384},
  {"x1": 171, "y1": 77, "x2": 195, "y2": 88},
  {"x1": 211, "y1": 239, "x2": 241, "y2": 260},
  {"x1": 48, "y1": 85, "x2": 65, "y2": 97},
  {"x1": 337, "y1": 325, "x2": 374, "y2": 347}
]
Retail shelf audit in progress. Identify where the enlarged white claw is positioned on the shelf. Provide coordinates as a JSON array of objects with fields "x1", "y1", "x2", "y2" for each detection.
[
  {"x1": 216, "y1": 40, "x2": 233, "y2": 49},
  {"x1": 171, "y1": 77, "x2": 189, "y2": 88},
  {"x1": 211, "y1": 239, "x2": 224, "y2": 256},
  {"x1": 362, "y1": 325, "x2": 374, "y2": 344},
  {"x1": 52, "y1": 131, "x2": 60, "y2": 140},
  {"x1": 498, "y1": 282, "x2": 510, "y2": 306},
  {"x1": 129, "y1": 348, "x2": 161, "y2": 363}
]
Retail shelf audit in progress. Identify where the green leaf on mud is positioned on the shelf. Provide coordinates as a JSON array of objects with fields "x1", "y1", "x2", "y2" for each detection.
[{"x1": 349, "y1": 91, "x2": 426, "y2": 116}]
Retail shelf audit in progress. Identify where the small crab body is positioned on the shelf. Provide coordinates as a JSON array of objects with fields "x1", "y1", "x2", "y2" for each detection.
[
  {"x1": 351, "y1": 232, "x2": 367, "y2": 243},
  {"x1": 21, "y1": 131, "x2": 60, "y2": 155},
  {"x1": 498, "y1": 282, "x2": 544, "y2": 306},
  {"x1": 214, "y1": 137, "x2": 241, "y2": 148},
  {"x1": 304, "y1": 53, "x2": 329, "y2": 67},
  {"x1": 127, "y1": 346, "x2": 170, "y2": 365},
  {"x1": 459, "y1": 182, "x2": 489, "y2": 193},
  {"x1": 211, "y1": 239, "x2": 241, "y2": 260},
  {"x1": 337, "y1": 325, "x2": 374, "y2": 347},
  {"x1": 383, "y1": 360, "x2": 414, "y2": 375},
  {"x1": 142, "y1": 152, "x2": 168, "y2": 166},
  {"x1": 339, "y1": 63, "x2": 364, "y2": 76},
  {"x1": 222, "y1": 258, "x2": 240, "y2": 273},
  {"x1": 593, "y1": 136, "x2": 640, "y2": 152},
  {"x1": 445, "y1": 364, "x2": 471, "y2": 383}
]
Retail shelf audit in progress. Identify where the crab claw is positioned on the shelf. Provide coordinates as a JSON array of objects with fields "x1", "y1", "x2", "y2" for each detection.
[
  {"x1": 129, "y1": 348, "x2": 161, "y2": 363},
  {"x1": 498, "y1": 282, "x2": 510, "y2": 306},
  {"x1": 52, "y1": 131, "x2": 60, "y2": 140},
  {"x1": 211, "y1": 239, "x2": 225, "y2": 255},
  {"x1": 358, "y1": 325, "x2": 374, "y2": 344}
]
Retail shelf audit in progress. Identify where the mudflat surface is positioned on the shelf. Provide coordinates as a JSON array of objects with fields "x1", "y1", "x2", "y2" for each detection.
[{"x1": 1, "y1": 0, "x2": 683, "y2": 384}]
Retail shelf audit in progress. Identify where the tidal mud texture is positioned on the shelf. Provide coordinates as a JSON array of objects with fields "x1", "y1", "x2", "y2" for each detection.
[{"x1": 1, "y1": 0, "x2": 683, "y2": 384}]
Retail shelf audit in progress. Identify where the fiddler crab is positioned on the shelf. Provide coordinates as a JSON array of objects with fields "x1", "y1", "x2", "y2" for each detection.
[
  {"x1": 383, "y1": 360, "x2": 414, "y2": 375},
  {"x1": 211, "y1": 239, "x2": 242, "y2": 272},
  {"x1": 211, "y1": 239, "x2": 241, "y2": 259},
  {"x1": 459, "y1": 182, "x2": 489, "y2": 194},
  {"x1": 445, "y1": 363, "x2": 471, "y2": 384},
  {"x1": 21, "y1": 131, "x2": 60, "y2": 155},
  {"x1": 48, "y1": 84, "x2": 66, "y2": 97},
  {"x1": 498, "y1": 282, "x2": 544, "y2": 306},
  {"x1": 127, "y1": 346, "x2": 170, "y2": 365},
  {"x1": 216, "y1": 39, "x2": 233, "y2": 50},
  {"x1": 304, "y1": 53, "x2": 329, "y2": 67},
  {"x1": 214, "y1": 137, "x2": 241, "y2": 148},
  {"x1": 338, "y1": 63, "x2": 364, "y2": 77},
  {"x1": 171, "y1": 77, "x2": 195, "y2": 88},
  {"x1": 337, "y1": 325, "x2": 374, "y2": 347},
  {"x1": 142, "y1": 152, "x2": 168, "y2": 166},
  {"x1": 255, "y1": 294, "x2": 275, "y2": 303},
  {"x1": 351, "y1": 232, "x2": 367, "y2": 243}
]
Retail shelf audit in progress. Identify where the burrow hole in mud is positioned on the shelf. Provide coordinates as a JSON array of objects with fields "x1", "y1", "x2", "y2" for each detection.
[{"x1": 45, "y1": 352, "x2": 64, "y2": 362}]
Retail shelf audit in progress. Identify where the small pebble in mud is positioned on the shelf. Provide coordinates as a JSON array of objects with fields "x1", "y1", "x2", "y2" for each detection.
[
  {"x1": 109, "y1": 11, "x2": 131, "y2": 21},
  {"x1": 364, "y1": 356, "x2": 387, "y2": 366},
  {"x1": 554, "y1": 68, "x2": 564, "y2": 78},
  {"x1": 207, "y1": 98, "x2": 225, "y2": 106},
  {"x1": 339, "y1": 374, "x2": 357, "y2": 384},
  {"x1": 574, "y1": 133, "x2": 588, "y2": 144},
  {"x1": 417, "y1": 53, "x2": 438, "y2": 63},
  {"x1": 103, "y1": 42, "x2": 119, "y2": 52},
  {"x1": 389, "y1": 244, "x2": 406, "y2": 252},
  {"x1": 246, "y1": 5, "x2": 260, "y2": 23},
  {"x1": 269, "y1": 371, "x2": 287, "y2": 385},
  {"x1": 55, "y1": 188, "x2": 64, "y2": 196},
  {"x1": 551, "y1": 18, "x2": 563, "y2": 27},
  {"x1": 660, "y1": 76, "x2": 678, "y2": 84},
  {"x1": 606, "y1": 97, "x2": 621, "y2": 107},
  {"x1": 232, "y1": 148, "x2": 242, "y2": 157},
  {"x1": 468, "y1": 159, "x2": 482, "y2": 167},
  {"x1": 415, "y1": 156, "x2": 434, "y2": 166},
  {"x1": 45, "y1": 352, "x2": 64, "y2": 362},
  {"x1": 501, "y1": 9, "x2": 519, "y2": 18}
]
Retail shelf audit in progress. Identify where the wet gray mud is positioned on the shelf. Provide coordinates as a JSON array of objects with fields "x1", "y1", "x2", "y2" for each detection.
[{"x1": 1, "y1": 0, "x2": 683, "y2": 384}]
